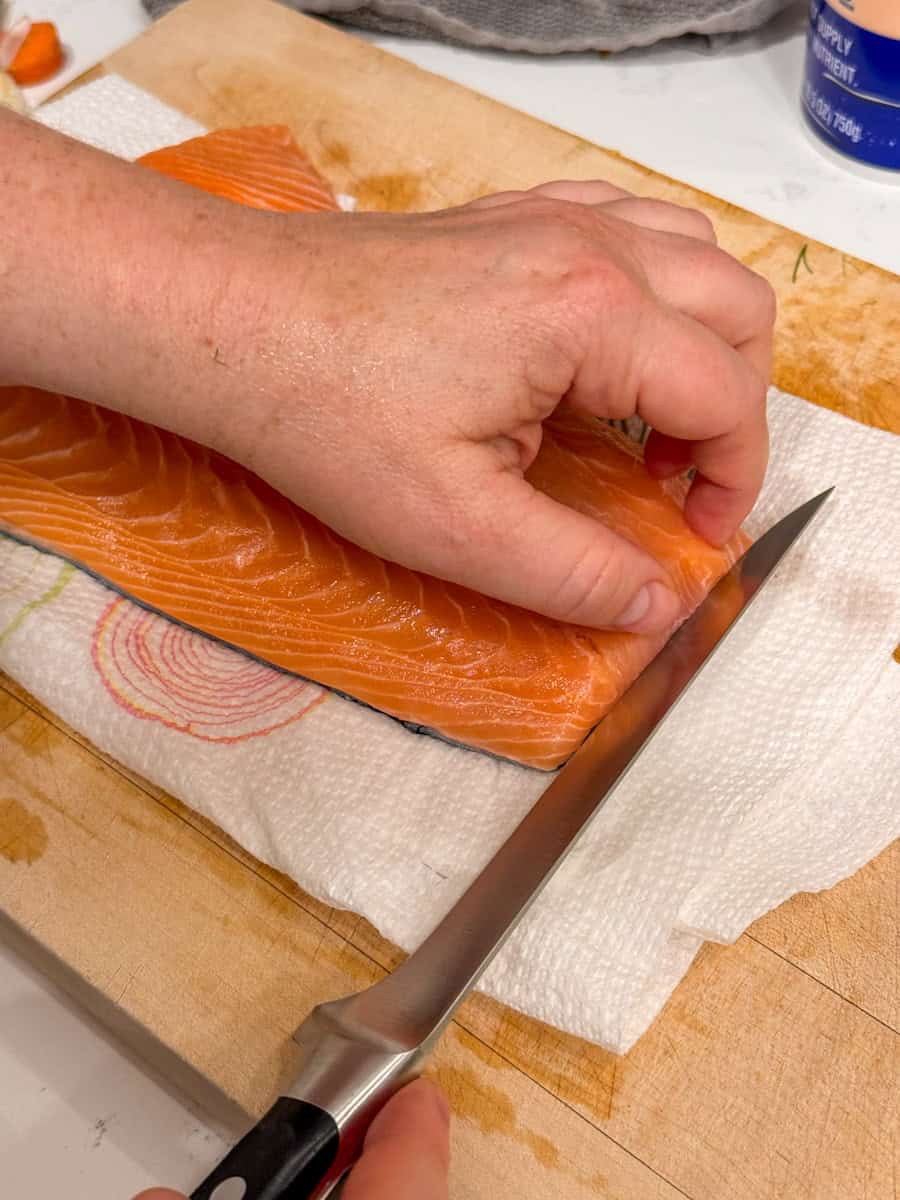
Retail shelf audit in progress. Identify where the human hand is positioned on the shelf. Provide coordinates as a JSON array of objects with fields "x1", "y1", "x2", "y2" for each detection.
[
  {"x1": 200, "y1": 180, "x2": 773, "y2": 632},
  {"x1": 132, "y1": 1077, "x2": 450, "y2": 1200},
  {"x1": 2, "y1": 115, "x2": 773, "y2": 633}
]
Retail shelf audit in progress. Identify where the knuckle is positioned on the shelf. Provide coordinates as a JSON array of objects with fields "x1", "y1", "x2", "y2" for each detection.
[
  {"x1": 646, "y1": 198, "x2": 715, "y2": 241},
  {"x1": 528, "y1": 181, "x2": 575, "y2": 199},
  {"x1": 549, "y1": 538, "x2": 627, "y2": 626},
  {"x1": 694, "y1": 237, "x2": 729, "y2": 273},
  {"x1": 511, "y1": 201, "x2": 648, "y2": 343},
  {"x1": 523, "y1": 209, "x2": 631, "y2": 283},
  {"x1": 684, "y1": 207, "x2": 717, "y2": 243},
  {"x1": 715, "y1": 255, "x2": 776, "y2": 329},
  {"x1": 700, "y1": 245, "x2": 776, "y2": 322},
  {"x1": 468, "y1": 189, "x2": 521, "y2": 210},
  {"x1": 614, "y1": 196, "x2": 717, "y2": 244},
  {"x1": 583, "y1": 253, "x2": 644, "y2": 309},
  {"x1": 522, "y1": 196, "x2": 596, "y2": 236}
]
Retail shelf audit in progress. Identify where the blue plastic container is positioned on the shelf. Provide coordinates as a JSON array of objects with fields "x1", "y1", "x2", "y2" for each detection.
[{"x1": 802, "y1": 0, "x2": 900, "y2": 173}]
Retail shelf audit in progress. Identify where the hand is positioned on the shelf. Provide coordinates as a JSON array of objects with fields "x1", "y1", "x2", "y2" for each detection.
[
  {"x1": 207, "y1": 180, "x2": 772, "y2": 632},
  {"x1": 132, "y1": 1077, "x2": 450, "y2": 1200},
  {"x1": 2, "y1": 116, "x2": 774, "y2": 634}
]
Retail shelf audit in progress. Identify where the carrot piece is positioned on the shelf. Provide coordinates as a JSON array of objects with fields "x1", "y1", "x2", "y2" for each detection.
[{"x1": 9, "y1": 21, "x2": 63, "y2": 87}]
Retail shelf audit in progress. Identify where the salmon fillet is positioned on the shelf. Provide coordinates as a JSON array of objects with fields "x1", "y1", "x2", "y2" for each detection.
[
  {"x1": 139, "y1": 125, "x2": 341, "y2": 213},
  {"x1": 0, "y1": 126, "x2": 748, "y2": 769}
]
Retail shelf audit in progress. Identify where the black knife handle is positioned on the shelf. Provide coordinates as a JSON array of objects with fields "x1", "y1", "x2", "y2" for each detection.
[{"x1": 190, "y1": 1096, "x2": 340, "y2": 1200}]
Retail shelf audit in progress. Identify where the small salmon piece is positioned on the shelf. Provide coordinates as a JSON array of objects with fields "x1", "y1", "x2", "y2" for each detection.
[
  {"x1": 0, "y1": 127, "x2": 748, "y2": 769},
  {"x1": 139, "y1": 125, "x2": 340, "y2": 213}
]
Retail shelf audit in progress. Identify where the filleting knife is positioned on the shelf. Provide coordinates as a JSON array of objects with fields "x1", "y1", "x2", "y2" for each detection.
[{"x1": 191, "y1": 488, "x2": 832, "y2": 1200}]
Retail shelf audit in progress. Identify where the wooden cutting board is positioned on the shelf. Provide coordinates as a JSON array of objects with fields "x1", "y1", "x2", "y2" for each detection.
[{"x1": 1, "y1": 1, "x2": 898, "y2": 1196}]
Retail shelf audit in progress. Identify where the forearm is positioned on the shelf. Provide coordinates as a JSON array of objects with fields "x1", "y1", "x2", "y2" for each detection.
[{"x1": 0, "y1": 109, "x2": 285, "y2": 447}]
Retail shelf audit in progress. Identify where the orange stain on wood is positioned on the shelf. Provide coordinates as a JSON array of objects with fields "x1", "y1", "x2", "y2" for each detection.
[
  {"x1": 5, "y1": 714, "x2": 51, "y2": 758},
  {"x1": 436, "y1": 1062, "x2": 561, "y2": 1169},
  {"x1": 321, "y1": 138, "x2": 351, "y2": 167},
  {"x1": 0, "y1": 797, "x2": 48, "y2": 864},
  {"x1": 354, "y1": 172, "x2": 422, "y2": 210}
]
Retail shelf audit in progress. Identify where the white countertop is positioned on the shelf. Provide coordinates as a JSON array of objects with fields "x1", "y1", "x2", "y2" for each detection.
[
  {"x1": 2, "y1": 3, "x2": 898, "y2": 1196},
  {"x1": 366, "y1": 11, "x2": 899, "y2": 273},
  {"x1": 0, "y1": 939, "x2": 227, "y2": 1195}
]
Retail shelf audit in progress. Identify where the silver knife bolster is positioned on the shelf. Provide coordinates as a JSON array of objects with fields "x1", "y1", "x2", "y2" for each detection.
[{"x1": 285, "y1": 998, "x2": 427, "y2": 1195}]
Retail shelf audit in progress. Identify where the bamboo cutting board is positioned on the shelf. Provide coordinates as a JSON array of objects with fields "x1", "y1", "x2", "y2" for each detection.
[{"x1": 1, "y1": 1, "x2": 898, "y2": 1196}]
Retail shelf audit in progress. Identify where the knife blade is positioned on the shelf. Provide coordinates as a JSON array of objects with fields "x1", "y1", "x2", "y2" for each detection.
[{"x1": 190, "y1": 487, "x2": 832, "y2": 1200}]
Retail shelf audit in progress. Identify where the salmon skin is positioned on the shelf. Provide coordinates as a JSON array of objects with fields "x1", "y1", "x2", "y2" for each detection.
[{"x1": 0, "y1": 126, "x2": 747, "y2": 770}]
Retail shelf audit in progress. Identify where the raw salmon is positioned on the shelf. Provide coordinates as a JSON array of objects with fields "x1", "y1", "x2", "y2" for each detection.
[
  {"x1": 0, "y1": 126, "x2": 748, "y2": 769},
  {"x1": 138, "y1": 125, "x2": 341, "y2": 213}
]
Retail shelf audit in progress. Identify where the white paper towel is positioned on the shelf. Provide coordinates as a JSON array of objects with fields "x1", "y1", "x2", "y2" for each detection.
[
  {"x1": 2, "y1": 76, "x2": 895, "y2": 1054},
  {"x1": 37, "y1": 74, "x2": 206, "y2": 155}
]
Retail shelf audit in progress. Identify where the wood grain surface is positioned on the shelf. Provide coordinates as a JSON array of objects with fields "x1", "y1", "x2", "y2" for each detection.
[{"x1": 1, "y1": 1, "x2": 897, "y2": 1196}]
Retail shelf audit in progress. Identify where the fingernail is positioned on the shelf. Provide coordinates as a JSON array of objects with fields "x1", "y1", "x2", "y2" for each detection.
[{"x1": 613, "y1": 581, "x2": 680, "y2": 633}]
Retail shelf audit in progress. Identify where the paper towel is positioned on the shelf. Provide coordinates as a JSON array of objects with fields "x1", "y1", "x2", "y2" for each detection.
[
  {"x1": 36, "y1": 75, "x2": 206, "y2": 156},
  {"x1": 2, "y1": 77, "x2": 895, "y2": 1054}
]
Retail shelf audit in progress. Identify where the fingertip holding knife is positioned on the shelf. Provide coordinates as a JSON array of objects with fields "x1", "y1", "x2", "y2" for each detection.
[{"x1": 191, "y1": 488, "x2": 833, "y2": 1200}]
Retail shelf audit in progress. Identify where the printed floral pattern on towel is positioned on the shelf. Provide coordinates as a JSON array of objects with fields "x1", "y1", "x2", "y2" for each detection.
[{"x1": 91, "y1": 597, "x2": 325, "y2": 742}]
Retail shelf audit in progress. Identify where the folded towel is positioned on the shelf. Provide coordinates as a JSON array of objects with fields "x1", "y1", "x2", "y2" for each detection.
[{"x1": 144, "y1": 0, "x2": 795, "y2": 54}]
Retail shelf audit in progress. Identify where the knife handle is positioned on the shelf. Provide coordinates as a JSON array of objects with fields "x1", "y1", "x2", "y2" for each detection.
[{"x1": 190, "y1": 1096, "x2": 340, "y2": 1200}]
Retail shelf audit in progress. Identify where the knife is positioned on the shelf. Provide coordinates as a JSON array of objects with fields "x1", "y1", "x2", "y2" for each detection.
[{"x1": 190, "y1": 488, "x2": 832, "y2": 1200}]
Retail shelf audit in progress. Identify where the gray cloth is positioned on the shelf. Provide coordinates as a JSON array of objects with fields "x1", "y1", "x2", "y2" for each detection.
[{"x1": 142, "y1": 0, "x2": 795, "y2": 54}]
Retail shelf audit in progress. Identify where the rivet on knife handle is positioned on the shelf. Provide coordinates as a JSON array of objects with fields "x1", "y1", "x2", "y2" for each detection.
[{"x1": 190, "y1": 1097, "x2": 339, "y2": 1200}]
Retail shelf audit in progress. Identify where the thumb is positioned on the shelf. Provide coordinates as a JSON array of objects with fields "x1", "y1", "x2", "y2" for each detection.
[
  {"x1": 342, "y1": 1078, "x2": 450, "y2": 1200},
  {"x1": 132, "y1": 1192, "x2": 187, "y2": 1199},
  {"x1": 449, "y1": 469, "x2": 681, "y2": 632}
]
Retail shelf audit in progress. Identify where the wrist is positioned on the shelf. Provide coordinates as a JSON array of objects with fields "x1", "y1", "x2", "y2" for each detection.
[
  {"x1": 183, "y1": 212, "x2": 336, "y2": 470},
  {"x1": 0, "y1": 111, "x2": 304, "y2": 453}
]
